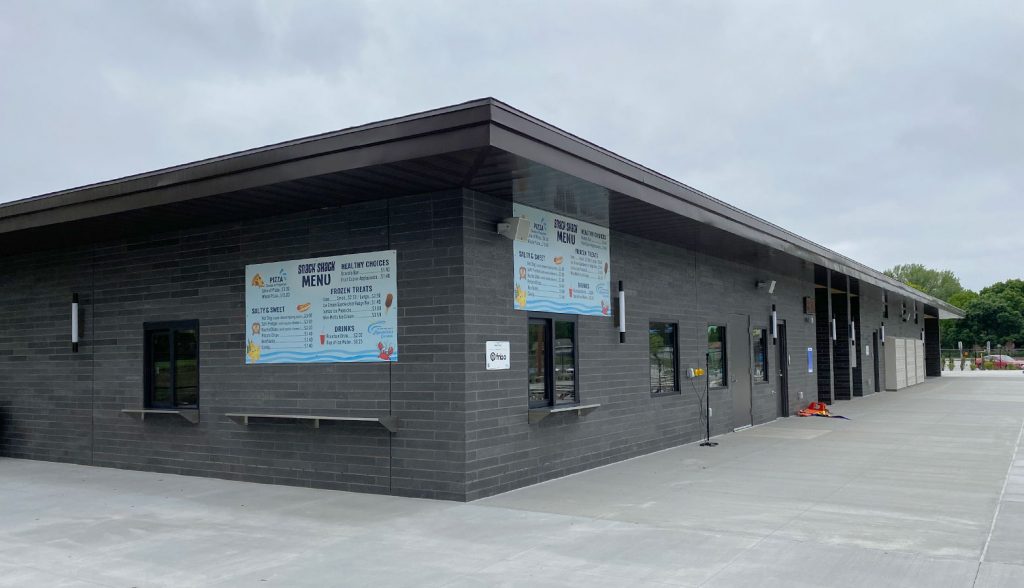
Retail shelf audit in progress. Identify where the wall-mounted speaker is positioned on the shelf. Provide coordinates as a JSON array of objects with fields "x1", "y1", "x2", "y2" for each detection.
[{"x1": 497, "y1": 216, "x2": 530, "y2": 241}]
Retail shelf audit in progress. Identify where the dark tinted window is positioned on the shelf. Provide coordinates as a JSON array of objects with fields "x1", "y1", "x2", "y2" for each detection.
[
  {"x1": 145, "y1": 321, "x2": 199, "y2": 408},
  {"x1": 528, "y1": 321, "x2": 549, "y2": 407},
  {"x1": 174, "y1": 328, "x2": 198, "y2": 406},
  {"x1": 752, "y1": 328, "x2": 768, "y2": 383},
  {"x1": 527, "y1": 318, "x2": 577, "y2": 407},
  {"x1": 151, "y1": 330, "x2": 172, "y2": 406},
  {"x1": 708, "y1": 325, "x2": 727, "y2": 387},
  {"x1": 650, "y1": 322, "x2": 678, "y2": 394},
  {"x1": 553, "y1": 321, "x2": 576, "y2": 404}
]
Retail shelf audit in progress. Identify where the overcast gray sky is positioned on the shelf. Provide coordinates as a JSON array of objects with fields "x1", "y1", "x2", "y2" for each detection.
[{"x1": 1, "y1": 1, "x2": 1020, "y2": 290}]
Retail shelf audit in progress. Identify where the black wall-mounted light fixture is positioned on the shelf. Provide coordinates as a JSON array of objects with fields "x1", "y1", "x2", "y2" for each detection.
[
  {"x1": 71, "y1": 293, "x2": 79, "y2": 353},
  {"x1": 617, "y1": 281, "x2": 625, "y2": 343},
  {"x1": 771, "y1": 304, "x2": 778, "y2": 341}
]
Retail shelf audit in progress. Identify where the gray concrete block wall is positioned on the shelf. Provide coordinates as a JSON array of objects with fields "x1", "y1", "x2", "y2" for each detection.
[
  {"x1": 694, "y1": 250, "x2": 817, "y2": 428},
  {"x1": 0, "y1": 248, "x2": 93, "y2": 465},
  {"x1": 461, "y1": 190, "x2": 817, "y2": 500},
  {"x1": 1, "y1": 183, "x2": 937, "y2": 502},
  {"x1": 1, "y1": 192, "x2": 468, "y2": 501},
  {"x1": 855, "y1": 283, "x2": 881, "y2": 395},
  {"x1": 387, "y1": 193, "x2": 467, "y2": 499},
  {"x1": 831, "y1": 281, "x2": 930, "y2": 400}
]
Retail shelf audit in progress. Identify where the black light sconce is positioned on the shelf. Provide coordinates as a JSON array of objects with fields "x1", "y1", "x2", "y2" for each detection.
[
  {"x1": 771, "y1": 304, "x2": 778, "y2": 341},
  {"x1": 616, "y1": 281, "x2": 625, "y2": 343},
  {"x1": 71, "y1": 293, "x2": 79, "y2": 352}
]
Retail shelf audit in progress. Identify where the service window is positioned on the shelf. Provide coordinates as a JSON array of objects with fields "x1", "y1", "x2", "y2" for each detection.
[
  {"x1": 527, "y1": 317, "x2": 577, "y2": 407},
  {"x1": 649, "y1": 322, "x2": 679, "y2": 394},
  {"x1": 752, "y1": 328, "x2": 768, "y2": 383},
  {"x1": 707, "y1": 325, "x2": 727, "y2": 388},
  {"x1": 144, "y1": 321, "x2": 199, "y2": 408}
]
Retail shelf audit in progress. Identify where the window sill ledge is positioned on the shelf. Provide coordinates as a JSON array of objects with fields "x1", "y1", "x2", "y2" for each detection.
[
  {"x1": 121, "y1": 409, "x2": 199, "y2": 424},
  {"x1": 528, "y1": 403, "x2": 600, "y2": 424},
  {"x1": 225, "y1": 413, "x2": 398, "y2": 433},
  {"x1": 651, "y1": 390, "x2": 681, "y2": 398}
]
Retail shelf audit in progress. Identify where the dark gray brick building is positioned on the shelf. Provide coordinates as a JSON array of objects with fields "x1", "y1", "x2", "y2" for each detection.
[{"x1": 0, "y1": 99, "x2": 963, "y2": 501}]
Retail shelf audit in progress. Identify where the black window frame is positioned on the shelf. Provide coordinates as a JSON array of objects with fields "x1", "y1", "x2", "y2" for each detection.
[
  {"x1": 527, "y1": 314, "x2": 579, "y2": 408},
  {"x1": 707, "y1": 324, "x2": 728, "y2": 389},
  {"x1": 752, "y1": 327, "x2": 769, "y2": 384},
  {"x1": 649, "y1": 321, "x2": 680, "y2": 396},
  {"x1": 143, "y1": 320, "x2": 200, "y2": 409}
]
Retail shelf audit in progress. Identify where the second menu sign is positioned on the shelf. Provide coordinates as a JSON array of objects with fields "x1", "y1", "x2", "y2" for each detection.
[
  {"x1": 245, "y1": 250, "x2": 398, "y2": 364},
  {"x1": 512, "y1": 203, "x2": 611, "y2": 316}
]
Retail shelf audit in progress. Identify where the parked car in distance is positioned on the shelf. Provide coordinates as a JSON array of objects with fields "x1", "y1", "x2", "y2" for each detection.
[{"x1": 975, "y1": 355, "x2": 1024, "y2": 369}]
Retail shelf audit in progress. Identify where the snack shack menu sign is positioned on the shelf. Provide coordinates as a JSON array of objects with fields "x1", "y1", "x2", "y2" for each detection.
[
  {"x1": 513, "y1": 203, "x2": 610, "y2": 316},
  {"x1": 245, "y1": 250, "x2": 397, "y2": 364}
]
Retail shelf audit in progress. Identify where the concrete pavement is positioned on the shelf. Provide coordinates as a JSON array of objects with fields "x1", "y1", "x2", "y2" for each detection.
[{"x1": 2, "y1": 374, "x2": 1024, "y2": 587}]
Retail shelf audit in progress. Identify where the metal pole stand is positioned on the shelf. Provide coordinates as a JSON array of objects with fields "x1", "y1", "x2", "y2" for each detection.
[{"x1": 700, "y1": 351, "x2": 718, "y2": 447}]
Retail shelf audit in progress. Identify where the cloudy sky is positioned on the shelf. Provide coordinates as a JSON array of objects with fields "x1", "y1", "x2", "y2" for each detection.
[{"x1": 1, "y1": 1, "x2": 1019, "y2": 290}]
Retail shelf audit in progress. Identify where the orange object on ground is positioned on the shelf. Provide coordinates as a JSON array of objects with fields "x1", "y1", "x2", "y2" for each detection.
[
  {"x1": 796, "y1": 401, "x2": 849, "y2": 419},
  {"x1": 797, "y1": 401, "x2": 830, "y2": 417}
]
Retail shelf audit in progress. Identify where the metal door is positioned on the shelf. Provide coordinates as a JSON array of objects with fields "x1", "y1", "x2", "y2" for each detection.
[
  {"x1": 777, "y1": 322, "x2": 789, "y2": 417},
  {"x1": 729, "y1": 313, "x2": 753, "y2": 429},
  {"x1": 872, "y1": 331, "x2": 881, "y2": 392}
]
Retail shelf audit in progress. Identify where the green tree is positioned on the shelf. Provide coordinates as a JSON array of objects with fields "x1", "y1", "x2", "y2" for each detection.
[
  {"x1": 883, "y1": 263, "x2": 966, "y2": 303},
  {"x1": 942, "y1": 280, "x2": 1024, "y2": 349},
  {"x1": 941, "y1": 291, "x2": 980, "y2": 349},
  {"x1": 948, "y1": 290, "x2": 979, "y2": 309},
  {"x1": 885, "y1": 264, "x2": 975, "y2": 349},
  {"x1": 980, "y1": 279, "x2": 1024, "y2": 302}
]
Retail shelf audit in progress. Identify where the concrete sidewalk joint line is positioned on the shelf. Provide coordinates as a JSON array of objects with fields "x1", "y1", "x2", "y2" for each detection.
[{"x1": 975, "y1": 417, "x2": 1024, "y2": 588}]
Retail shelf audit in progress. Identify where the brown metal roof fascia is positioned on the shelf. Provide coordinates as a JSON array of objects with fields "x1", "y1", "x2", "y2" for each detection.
[
  {"x1": 485, "y1": 100, "x2": 964, "y2": 319},
  {"x1": 0, "y1": 100, "x2": 495, "y2": 230}
]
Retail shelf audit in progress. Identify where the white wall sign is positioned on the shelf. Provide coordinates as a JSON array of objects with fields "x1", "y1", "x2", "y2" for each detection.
[
  {"x1": 244, "y1": 250, "x2": 397, "y2": 364},
  {"x1": 512, "y1": 203, "x2": 611, "y2": 316},
  {"x1": 486, "y1": 341, "x2": 510, "y2": 370}
]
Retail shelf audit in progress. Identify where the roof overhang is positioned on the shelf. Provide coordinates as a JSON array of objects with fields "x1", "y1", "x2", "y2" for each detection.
[{"x1": 0, "y1": 98, "x2": 964, "y2": 319}]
